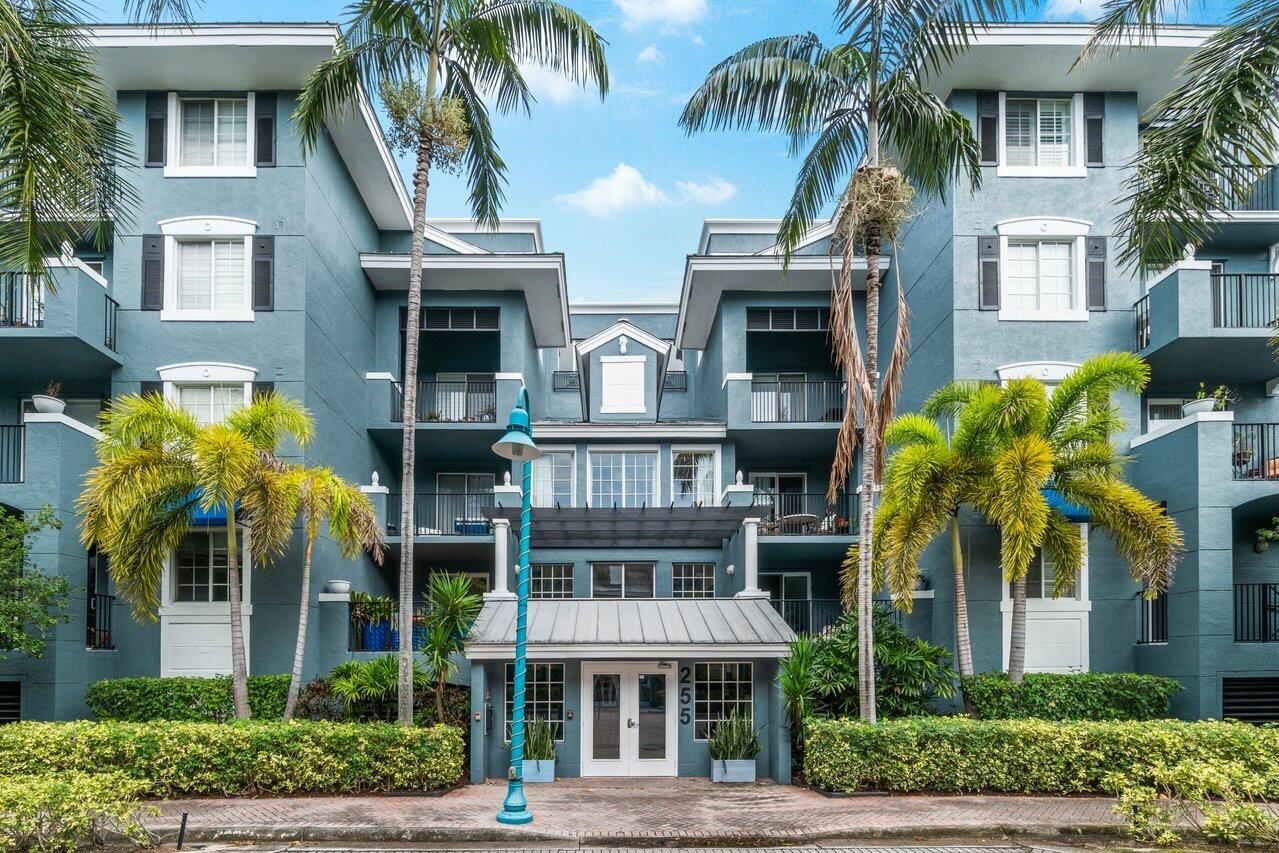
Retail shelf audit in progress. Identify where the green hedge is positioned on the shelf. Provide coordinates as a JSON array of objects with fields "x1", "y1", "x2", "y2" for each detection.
[
  {"x1": 85, "y1": 675, "x2": 291, "y2": 722},
  {"x1": 0, "y1": 721, "x2": 464, "y2": 796},
  {"x1": 0, "y1": 773, "x2": 150, "y2": 852},
  {"x1": 804, "y1": 717, "x2": 1279, "y2": 794},
  {"x1": 961, "y1": 672, "x2": 1181, "y2": 721}
]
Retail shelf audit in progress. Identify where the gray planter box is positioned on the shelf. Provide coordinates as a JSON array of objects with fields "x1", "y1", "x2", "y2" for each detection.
[
  {"x1": 523, "y1": 759, "x2": 555, "y2": 783},
  {"x1": 711, "y1": 759, "x2": 755, "y2": 783}
]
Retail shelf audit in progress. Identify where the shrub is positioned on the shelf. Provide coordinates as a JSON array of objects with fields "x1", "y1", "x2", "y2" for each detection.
[
  {"x1": 803, "y1": 716, "x2": 1279, "y2": 795},
  {"x1": 0, "y1": 772, "x2": 151, "y2": 852},
  {"x1": 0, "y1": 721, "x2": 464, "y2": 796},
  {"x1": 961, "y1": 672, "x2": 1181, "y2": 721},
  {"x1": 1108, "y1": 759, "x2": 1279, "y2": 845},
  {"x1": 707, "y1": 710, "x2": 762, "y2": 761},
  {"x1": 85, "y1": 674, "x2": 291, "y2": 722},
  {"x1": 524, "y1": 718, "x2": 556, "y2": 761}
]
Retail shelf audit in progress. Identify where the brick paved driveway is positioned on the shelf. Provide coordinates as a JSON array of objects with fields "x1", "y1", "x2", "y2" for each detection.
[{"x1": 146, "y1": 778, "x2": 1123, "y2": 845}]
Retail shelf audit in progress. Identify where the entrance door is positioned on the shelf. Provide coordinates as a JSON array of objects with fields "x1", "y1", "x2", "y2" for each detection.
[{"x1": 580, "y1": 662, "x2": 677, "y2": 776}]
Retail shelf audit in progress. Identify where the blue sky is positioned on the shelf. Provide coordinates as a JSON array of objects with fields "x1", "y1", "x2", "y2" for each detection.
[{"x1": 92, "y1": 0, "x2": 1233, "y2": 301}]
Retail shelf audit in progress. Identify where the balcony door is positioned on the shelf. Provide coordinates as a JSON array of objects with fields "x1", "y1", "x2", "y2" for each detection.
[
  {"x1": 435, "y1": 473, "x2": 494, "y2": 535},
  {"x1": 761, "y1": 573, "x2": 812, "y2": 633},
  {"x1": 751, "y1": 473, "x2": 806, "y2": 522},
  {"x1": 753, "y1": 373, "x2": 806, "y2": 421},
  {"x1": 580, "y1": 662, "x2": 676, "y2": 776}
]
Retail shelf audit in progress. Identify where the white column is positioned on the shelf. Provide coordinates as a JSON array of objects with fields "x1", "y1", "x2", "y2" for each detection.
[
  {"x1": 486, "y1": 516, "x2": 515, "y2": 599},
  {"x1": 735, "y1": 517, "x2": 767, "y2": 598}
]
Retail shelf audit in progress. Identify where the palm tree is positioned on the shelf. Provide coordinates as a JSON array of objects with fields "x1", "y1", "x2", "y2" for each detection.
[
  {"x1": 281, "y1": 466, "x2": 386, "y2": 721},
  {"x1": 1076, "y1": 1, "x2": 1279, "y2": 271},
  {"x1": 418, "y1": 572, "x2": 483, "y2": 723},
  {"x1": 79, "y1": 391, "x2": 313, "y2": 718},
  {"x1": 293, "y1": 0, "x2": 607, "y2": 726},
  {"x1": 680, "y1": 0, "x2": 1016, "y2": 722},
  {"x1": 865, "y1": 353, "x2": 1183, "y2": 683}
]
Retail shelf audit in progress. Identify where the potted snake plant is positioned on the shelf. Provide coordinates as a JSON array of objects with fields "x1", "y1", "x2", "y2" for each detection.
[
  {"x1": 523, "y1": 717, "x2": 556, "y2": 783},
  {"x1": 707, "y1": 709, "x2": 762, "y2": 783}
]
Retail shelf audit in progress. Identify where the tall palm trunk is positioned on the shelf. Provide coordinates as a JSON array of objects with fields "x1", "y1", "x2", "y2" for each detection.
[
  {"x1": 950, "y1": 514, "x2": 973, "y2": 679},
  {"x1": 1008, "y1": 574, "x2": 1027, "y2": 683},
  {"x1": 857, "y1": 224, "x2": 880, "y2": 725},
  {"x1": 436, "y1": 671, "x2": 447, "y2": 723},
  {"x1": 283, "y1": 535, "x2": 315, "y2": 721},
  {"x1": 225, "y1": 506, "x2": 250, "y2": 719}
]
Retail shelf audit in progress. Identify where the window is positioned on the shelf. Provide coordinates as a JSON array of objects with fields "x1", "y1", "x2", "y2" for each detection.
[
  {"x1": 505, "y1": 662, "x2": 564, "y2": 740},
  {"x1": 591, "y1": 562, "x2": 654, "y2": 598},
  {"x1": 532, "y1": 451, "x2": 574, "y2": 507},
  {"x1": 1147, "y1": 398, "x2": 1186, "y2": 430},
  {"x1": 176, "y1": 240, "x2": 247, "y2": 312},
  {"x1": 673, "y1": 563, "x2": 715, "y2": 598},
  {"x1": 1005, "y1": 240, "x2": 1075, "y2": 312},
  {"x1": 745, "y1": 307, "x2": 830, "y2": 331},
  {"x1": 173, "y1": 530, "x2": 239, "y2": 602},
  {"x1": 693, "y1": 662, "x2": 752, "y2": 740},
  {"x1": 530, "y1": 564, "x2": 574, "y2": 599},
  {"x1": 672, "y1": 450, "x2": 716, "y2": 507},
  {"x1": 0, "y1": 682, "x2": 19, "y2": 724},
  {"x1": 590, "y1": 450, "x2": 657, "y2": 507},
  {"x1": 414, "y1": 307, "x2": 500, "y2": 331},
  {"x1": 179, "y1": 98, "x2": 248, "y2": 168},
  {"x1": 1015, "y1": 549, "x2": 1079, "y2": 600},
  {"x1": 600, "y1": 356, "x2": 646, "y2": 413},
  {"x1": 177, "y1": 384, "x2": 245, "y2": 425},
  {"x1": 1004, "y1": 97, "x2": 1075, "y2": 169}
]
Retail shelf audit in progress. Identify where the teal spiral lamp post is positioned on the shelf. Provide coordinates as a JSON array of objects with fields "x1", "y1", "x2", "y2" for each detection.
[{"x1": 491, "y1": 386, "x2": 540, "y2": 825}]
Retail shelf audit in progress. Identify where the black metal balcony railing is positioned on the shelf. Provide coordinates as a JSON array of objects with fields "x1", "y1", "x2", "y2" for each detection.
[
  {"x1": 1134, "y1": 293, "x2": 1151, "y2": 350},
  {"x1": 1219, "y1": 164, "x2": 1279, "y2": 212},
  {"x1": 750, "y1": 380, "x2": 844, "y2": 423},
  {"x1": 1138, "y1": 593, "x2": 1168, "y2": 644},
  {"x1": 0, "y1": 426, "x2": 22, "y2": 484},
  {"x1": 769, "y1": 598, "x2": 902, "y2": 636},
  {"x1": 86, "y1": 593, "x2": 114, "y2": 650},
  {"x1": 1231, "y1": 424, "x2": 1279, "y2": 479},
  {"x1": 663, "y1": 371, "x2": 688, "y2": 391},
  {"x1": 391, "y1": 380, "x2": 497, "y2": 423},
  {"x1": 103, "y1": 294, "x2": 118, "y2": 352},
  {"x1": 348, "y1": 601, "x2": 429, "y2": 652},
  {"x1": 552, "y1": 371, "x2": 580, "y2": 391},
  {"x1": 0, "y1": 273, "x2": 42, "y2": 328},
  {"x1": 753, "y1": 491, "x2": 857, "y2": 535},
  {"x1": 1235, "y1": 583, "x2": 1279, "y2": 642},
  {"x1": 386, "y1": 491, "x2": 494, "y2": 536},
  {"x1": 1212, "y1": 273, "x2": 1279, "y2": 329}
]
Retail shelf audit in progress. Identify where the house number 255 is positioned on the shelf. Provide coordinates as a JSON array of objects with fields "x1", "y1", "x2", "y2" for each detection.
[{"x1": 678, "y1": 665, "x2": 692, "y2": 725}]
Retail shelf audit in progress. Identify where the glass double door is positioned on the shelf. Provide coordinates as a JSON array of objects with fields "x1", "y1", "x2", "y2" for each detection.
[{"x1": 580, "y1": 662, "x2": 677, "y2": 776}]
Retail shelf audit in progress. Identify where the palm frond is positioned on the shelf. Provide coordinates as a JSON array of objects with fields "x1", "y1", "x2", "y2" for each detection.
[
  {"x1": 441, "y1": 58, "x2": 508, "y2": 227},
  {"x1": 879, "y1": 72, "x2": 981, "y2": 198},
  {"x1": 468, "y1": 0, "x2": 608, "y2": 97},
  {"x1": 1075, "y1": 0, "x2": 1189, "y2": 64},
  {"x1": 1045, "y1": 351, "x2": 1148, "y2": 440},
  {"x1": 776, "y1": 109, "x2": 867, "y2": 257},
  {"x1": 226, "y1": 392, "x2": 314, "y2": 454},
  {"x1": 123, "y1": 0, "x2": 200, "y2": 24},
  {"x1": 872, "y1": 246, "x2": 912, "y2": 476}
]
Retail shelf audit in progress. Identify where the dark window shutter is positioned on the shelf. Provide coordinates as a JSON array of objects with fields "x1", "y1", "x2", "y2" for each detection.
[
  {"x1": 255, "y1": 92, "x2": 277, "y2": 167},
  {"x1": 145, "y1": 93, "x2": 167, "y2": 167},
  {"x1": 977, "y1": 92, "x2": 999, "y2": 166},
  {"x1": 1084, "y1": 93, "x2": 1104, "y2": 167},
  {"x1": 141, "y1": 234, "x2": 164, "y2": 310},
  {"x1": 1086, "y1": 236, "x2": 1107, "y2": 311},
  {"x1": 252, "y1": 381, "x2": 275, "y2": 400},
  {"x1": 746, "y1": 308, "x2": 769, "y2": 330},
  {"x1": 252, "y1": 236, "x2": 274, "y2": 311},
  {"x1": 140, "y1": 381, "x2": 164, "y2": 398},
  {"x1": 979, "y1": 236, "x2": 1000, "y2": 310}
]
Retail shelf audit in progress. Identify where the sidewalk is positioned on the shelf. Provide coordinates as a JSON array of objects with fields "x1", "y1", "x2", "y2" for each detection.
[{"x1": 144, "y1": 779, "x2": 1125, "y2": 846}]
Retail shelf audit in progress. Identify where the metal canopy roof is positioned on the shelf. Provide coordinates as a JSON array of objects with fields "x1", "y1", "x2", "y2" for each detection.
[
  {"x1": 482, "y1": 505, "x2": 756, "y2": 548},
  {"x1": 465, "y1": 597, "x2": 795, "y2": 659}
]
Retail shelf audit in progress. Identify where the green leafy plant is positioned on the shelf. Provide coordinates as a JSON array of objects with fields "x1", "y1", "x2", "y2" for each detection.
[
  {"x1": 1194, "y1": 382, "x2": 1237, "y2": 411},
  {"x1": 960, "y1": 672, "x2": 1180, "y2": 721},
  {"x1": 1107, "y1": 759, "x2": 1279, "y2": 845},
  {"x1": 0, "y1": 772, "x2": 152, "y2": 852},
  {"x1": 0, "y1": 505, "x2": 69, "y2": 658},
  {"x1": 350, "y1": 591, "x2": 396, "y2": 623},
  {"x1": 1254, "y1": 516, "x2": 1279, "y2": 551},
  {"x1": 329, "y1": 654, "x2": 428, "y2": 721},
  {"x1": 85, "y1": 674, "x2": 291, "y2": 721},
  {"x1": 418, "y1": 573, "x2": 483, "y2": 723},
  {"x1": 524, "y1": 718, "x2": 556, "y2": 762},
  {"x1": 0, "y1": 720, "x2": 464, "y2": 795},
  {"x1": 707, "y1": 709, "x2": 762, "y2": 761}
]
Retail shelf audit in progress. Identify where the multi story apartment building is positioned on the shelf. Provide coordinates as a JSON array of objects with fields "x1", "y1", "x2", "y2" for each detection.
[{"x1": 0, "y1": 20, "x2": 1276, "y2": 782}]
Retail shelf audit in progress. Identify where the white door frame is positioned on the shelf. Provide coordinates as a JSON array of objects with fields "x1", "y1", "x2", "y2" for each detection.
[
  {"x1": 580, "y1": 662, "x2": 678, "y2": 777},
  {"x1": 1000, "y1": 524, "x2": 1092, "y2": 673},
  {"x1": 159, "y1": 527, "x2": 253, "y2": 677}
]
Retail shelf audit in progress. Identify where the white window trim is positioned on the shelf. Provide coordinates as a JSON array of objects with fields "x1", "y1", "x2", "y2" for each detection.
[
  {"x1": 671, "y1": 445, "x2": 721, "y2": 507},
  {"x1": 164, "y1": 92, "x2": 257, "y2": 179},
  {"x1": 159, "y1": 216, "x2": 258, "y2": 322},
  {"x1": 599, "y1": 354, "x2": 648, "y2": 414},
  {"x1": 533, "y1": 446, "x2": 577, "y2": 508},
  {"x1": 996, "y1": 217, "x2": 1092, "y2": 322},
  {"x1": 159, "y1": 526, "x2": 253, "y2": 616},
  {"x1": 587, "y1": 445, "x2": 661, "y2": 507},
  {"x1": 157, "y1": 362, "x2": 256, "y2": 423},
  {"x1": 1145, "y1": 396, "x2": 1188, "y2": 433},
  {"x1": 994, "y1": 361, "x2": 1082, "y2": 384},
  {"x1": 588, "y1": 561, "x2": 657, "y2": 599},
  {"x1": 996, "y1": 92, "x2": 1086, "y2": 178}
]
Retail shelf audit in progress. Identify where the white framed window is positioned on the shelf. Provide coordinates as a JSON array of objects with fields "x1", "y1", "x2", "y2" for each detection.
[
  {"x1": 504, "y1": 662, "x2": 564, "y2": 741},
  {"x1": 600, "y1": 355, "x2": 646, "y2": 414},
  {"x1": 693, "y1": 662, "x2": 753, "y2": 740},
  {"x1": 996, "y1": 218, "x2": 1090, "y2": 322},
  {"x1": 159, "y1": 217, "x2": 257, "y2": 322},
  {"x1": 173, "y1": 529, "x2": 238, "y2": 602},
  {"x1": 157, "y1": 362, "x2": 257, "y2": 425},
  {"x1": 532, "y1": 449, "x2": 575, "y2": 508},
  {"x1": 672, "y1": 447, "x2": 718, "y2": 507},
  {"x1": 673, "y1": 563, "x2": 715, "y2": 598},
  {"x1": 177, "y1": 384, "x2": 246, "y2": 425},
  {"x1": 1012, "y1": 548, "x2": 1080, "y2": 600},
  {"x1": 590, "y1": 562, "x2": 655, "y2": 598},
  {"x1": 998, "y1": 93, "x2": 1085, "y2": 178},
  {"x1": 530, "y1": 564, "x2": 574, "y2": 599},
  {"x1": 166, "y1": 93, "x2": 256, "y2": 178},
  {"x1": 589, "y1": 448, "x2": 658, "y2": 507},
  {"x1": 1146, "y1": 397, "x2": 1186, "y2": 431}
]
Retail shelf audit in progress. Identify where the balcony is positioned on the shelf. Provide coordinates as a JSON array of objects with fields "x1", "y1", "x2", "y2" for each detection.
[
  {"x1": 1231, "y1": 424, "x2": 1279, "y2": 480},
  {"x1": 769, "y1": 597, "x2": 903, "y2": 636},
  {"x1": 86, "y1": 593, "x2": 114, "y2": 650},
  {"x1": 1218, "y1": 164, "x2": 1279, "y2": 213},
  {"x1": 0, "y1": 426, "x2": 22, "y2": 484},
  {"x1": 753, "y1": 491, "x2": 857, "y2": 536},
  {"x1": 348, "y1": 601, "x2": 432, "y2": 652},
  {"x1": 0, "y1": 268, "x2": 121, "y2": 381},
  {"x1": 391, "y1": 379, "x2": 497, "y2": 423},
  {"x1": 750, "y1": 380, "x2": 844, "y2": 423},
  {"x1": 1138, "y1": 593, "x2": 1168, "y2": 645},
  {"x1": 385, "y1": 491, "x2": 494, "y2": 537},
  {"x1": 1234, "y1": 583, "x2": 1279, "y2": 642}
]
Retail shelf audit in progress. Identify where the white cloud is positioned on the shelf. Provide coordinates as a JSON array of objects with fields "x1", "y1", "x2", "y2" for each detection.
[
  {"x1": 1044, "y1": 0, "x2": 1105, "y2": 20},
  {"x1": 519, "y1": 64, "x2": 585, "y2": 103},
  {"x1": 556, "y1": 164, "x2": 671, "y2": 217},
  {"x1": 677, "y1": 177, "x2": 738, "y2": 205},
  {"x1": 637, "y1": 44, "x2": 663, "y2": 63},
  {"x1": 613, "y1": 0, "x2": 708, "y2": 29}
]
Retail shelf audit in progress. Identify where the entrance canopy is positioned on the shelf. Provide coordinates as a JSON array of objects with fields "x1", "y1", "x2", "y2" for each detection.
[{"x1": 465, "y1": 597, "x2": 795, "y2": 660}]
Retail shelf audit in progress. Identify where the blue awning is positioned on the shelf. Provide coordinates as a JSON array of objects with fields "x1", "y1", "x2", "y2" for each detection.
[
  {"x1": 1042, "y1": 487, "x2": 1091, "y2": 523},
  {"x1": 182, "y1": 489, "x2": 232, "y2": 526}
]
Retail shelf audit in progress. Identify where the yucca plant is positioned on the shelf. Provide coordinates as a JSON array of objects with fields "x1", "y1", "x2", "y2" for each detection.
[
  {"x1": 329, "y1": 654, "x2": 428, "y2": 720},
  {"x1": 707, "y1": 709, "x2": 763, "y2": 761},
  {"x1": 524, "y1": 717, "x2": 556, "y2": 762}
]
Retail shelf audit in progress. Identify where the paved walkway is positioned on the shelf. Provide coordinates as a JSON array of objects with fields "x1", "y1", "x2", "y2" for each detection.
[{"x1": 145, "y1": 779, "x2": 1124, "y2": 845}]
